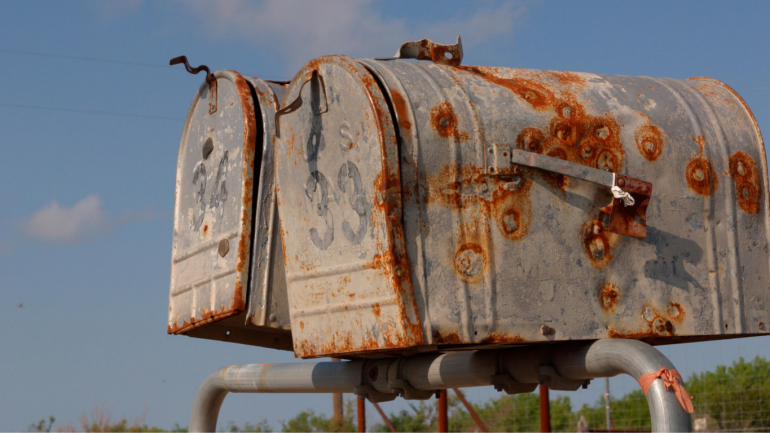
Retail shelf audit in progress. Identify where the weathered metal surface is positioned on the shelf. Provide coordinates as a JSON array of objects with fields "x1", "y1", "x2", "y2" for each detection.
[
  {"x1": 274, "y1": 55, "x2": 424, "y2": 358},
  {"x1": 245, "y1": 78, "x2": 292, "y2": 332},
  {"x1": 358, "y1": 58, "x2": 769, "y2": 349},
  {"x1": 169, "y1": 71, "x2": 291, "y2": 349}
]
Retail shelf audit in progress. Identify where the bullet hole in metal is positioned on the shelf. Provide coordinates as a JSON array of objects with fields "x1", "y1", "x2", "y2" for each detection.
[
  {"x1": 737, "y1": 162, "x2": 746, "y2": 175},
  {"x1": 693, "y1": 168, "x2": 706, "y2": 182},
  {"x1": 597, "y1": 151, "x2": 615, "y2": 171},
  {"x1": 432, "y1": 329, "x2": 441, "y2": 339},
  {"x1": 664, "y1": 320, "x2": 673, "y2": 333},
  {"x1": 202, "y1": 137, "x2": 214, "y2": 160},
  {"x1": 562, "y1": 106, "x2": 572, "y2": 118},
  {"x1": 218, "y1": 238, "x2": 230, "y2": 257},
  {"x1": 581, "y1": 145, "x2": 593, "y2": 159},
  {"x1": 643, "y1": 306, "x2": 656, "y2": 322},
  {"x1": 595, "y1": 126, "x2": 610, "y2": 140},
  {"x1": 589, "y1": 238, "x2": 605, "y2": 260},
  {"x1": 455, "y1": 247, "x2": 484, "y2": 278},
  {"x1": 269, "y1": 314, "x2": 277, "y2": 323},
  {"x1": 644, "y1": 141, "x2": 656, "y2": 154},
  {"x1": 555, "y1": 124, "x2": 572, "y2": 141}
]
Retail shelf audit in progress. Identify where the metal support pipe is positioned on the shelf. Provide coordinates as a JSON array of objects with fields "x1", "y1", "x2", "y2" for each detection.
[
  {"x1": 188, "y1": 340, "x2": 690, "y2": 432},
  {"x1": 547, "y1": 340, "x2": 692, "y2": 432},
  {"x1": 189, "y1": 361, "x2": 363, "y2": 431},
  {"x1": 453, "y1": 388, "x2": 488, "y2": 432},
  {"x1": 357, "y1": 396, "x2": 366, "y2": 432},
  {"x1": 438, "y1": 390, "x2": 448, "y2": 432},
  {"x1": 539, "y1": 384, "x2": 551, "y2": 433},
  {"x1": 373, "y1": 401, "x2": 396, "y2": 433}
]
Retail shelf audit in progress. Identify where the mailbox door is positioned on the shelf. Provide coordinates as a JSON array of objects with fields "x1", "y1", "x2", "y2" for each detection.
[
  {"x1": 274, "y1": 55, "x2": 423, "y2": 358},
  {"x1": 169, "y1": 71, "x2": 258, "y2": 334}
]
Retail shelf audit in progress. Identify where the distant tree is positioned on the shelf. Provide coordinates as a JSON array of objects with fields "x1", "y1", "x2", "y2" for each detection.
[
  {"x1": 280, "y1": 399, "x2": 355, "y2": 432},
  {"x1": 686, "y1": 356, "x2": 770, "y2": 431},
  {"x1": 224, "y1": 420, "x2": 271, "y2": 432},
  {"x1": 28, "y1": 416, "x2": 55, "y2": 432}
]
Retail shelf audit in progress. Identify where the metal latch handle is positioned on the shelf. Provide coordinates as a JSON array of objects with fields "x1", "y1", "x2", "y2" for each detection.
[
  {"x1": 505, "y1": 148, "x2": 652, "y2": 238},
  {"x1": 275, "y1": 70, "x2": 328, "y2": 138}
]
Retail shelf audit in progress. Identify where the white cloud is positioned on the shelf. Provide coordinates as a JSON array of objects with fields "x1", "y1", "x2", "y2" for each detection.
[
  {"x1": 181, "y1": 0, "x2": 525, "y2": 72},
  {"x1": 23, "y1": 195, "x2": 164, "y2": 244}
]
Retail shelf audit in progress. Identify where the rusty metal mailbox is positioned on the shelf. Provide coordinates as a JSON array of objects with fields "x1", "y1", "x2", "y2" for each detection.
[
  {"x1": 274, "y1": 49, "x2": 769, "y2": 358},
  {"x1": 168, "y1": 68, "x2": 292, "y2": 350}
]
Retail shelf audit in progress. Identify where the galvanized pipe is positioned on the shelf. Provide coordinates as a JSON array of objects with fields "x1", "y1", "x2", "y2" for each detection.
[
  {"x1": 548, "y1": 339, "x2": 692, "y2": 432},
  {"x1": 189, "y1": 340, "x2": 690, "y2": 432},
  {"x1": 189, "y1": 361, "x2": 363, "y2": 432}
]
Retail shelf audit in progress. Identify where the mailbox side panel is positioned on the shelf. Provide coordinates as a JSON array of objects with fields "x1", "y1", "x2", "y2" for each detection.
[{"x1": 363, "y1": 60, "x2": 770, "y2": 347}]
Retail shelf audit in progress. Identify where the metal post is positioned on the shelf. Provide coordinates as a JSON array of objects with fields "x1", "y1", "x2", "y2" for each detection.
[
  {"x1": 453, "y1": 388, "x2": 488, "y2": 432},
  {"x1": 438, "y1": 390, "x2": 448, "y2": 433},
  {"x1": 539, "y1": 384, "x2": 551, "y2": 433},
  {"x1": 332, "y1": 358, "x2": 343, "y2": 427},
  {"x1": 372, "y1": 402, "x2": 396, "y2": 433},
  {"x1": 188, "y1": 340, "x2": 691, "y2": 432},
  {"x1": 605, "y1": 377, "x2": 612, "y2": 430},
  {"x1": 357, "y1": 396, "x2": 366, "y2": 433}
]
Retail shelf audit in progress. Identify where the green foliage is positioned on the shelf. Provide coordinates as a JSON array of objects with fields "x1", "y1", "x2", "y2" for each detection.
[
  {"x1": 280, "y1": 398, "x2": 355, "y2": 432},
  {"x1": 224, "y1": 420, "x2": 271, "y2": 432},
  {"x1": 686, "y1": 356, "x2": 770, "y2": 431},
  {"x1": 28, "y1": 416, "x2": 55, "y2": 432}
]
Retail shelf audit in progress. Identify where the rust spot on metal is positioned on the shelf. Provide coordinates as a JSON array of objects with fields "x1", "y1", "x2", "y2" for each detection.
[
  {"x1": 300, "y1": 321, "x2": 304, "y2": 330},
  {"x1": 202, "y1": 224, "x2": 209, "y2": 235},
  {"x1": 429, "y1": 101, "x2": 468, "y2": 141},
  {"x1": 516, "y1": 127, "x2": 544, "y2": 153},
  {"x1": 454, "y1": 243, "x2": 487, "y2": 283},
  {"x1": 607, "y1": 302, "x2": 685, "y2": 339},
  {"x1": 635, "y1": 122, "x2": 665, "y2": 161},
  {"x1": 582, "y1": 219, "x2": 617, "y2": 269},
  {"x1": 479, "y1": 332, "x2": 525, "y2": 344},
  {"x1": 729, "y1": 151, "x2": 762, "y2": 214},
  {"x1": 390, "y1": 89, "x2": 412, "y2": 130},
  {"x1": 686, "y1": 157, "x2": 718, "y2": 196},
  {"x1": 372, "y1": 303, "x2": 381, "y2": 319},
  {"x1": 599, "y1": 282, "x2": 619, "y2": 312},
  {"x1": 436, "y1": 331, "x2": 463, "y2": 344}
]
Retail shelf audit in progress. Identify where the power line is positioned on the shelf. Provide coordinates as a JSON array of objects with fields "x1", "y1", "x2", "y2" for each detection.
[
  {"x1": 0, "y1": 47, "x2": 285, "y2": 80},
  {"x1": 0, "y1": 103, "x2": 183, "y2": 121},
  {"x1": 0, "y1": 48, "x2": 171, "y2": 69}
]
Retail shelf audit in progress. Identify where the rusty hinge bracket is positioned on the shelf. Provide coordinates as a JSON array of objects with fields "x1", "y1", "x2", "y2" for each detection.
[
  {"x1": 170, "y1": 55, "x2": 217, "y2": 114},
  {"x1": 501, "y1": 148, "x2": 652, "y2": 238},
  {"x1": 375, "y1": 36, "x2": 463, "y2": 67}
]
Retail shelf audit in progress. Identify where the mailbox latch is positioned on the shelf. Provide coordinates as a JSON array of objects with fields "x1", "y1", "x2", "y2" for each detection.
[{"x1": 495, "y1": 148, "x2": 652, "y2": 238}]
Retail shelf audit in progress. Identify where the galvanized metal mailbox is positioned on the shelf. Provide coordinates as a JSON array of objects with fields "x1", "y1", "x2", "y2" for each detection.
[
  {"x1": 274, "y1": 46, "x2": 769, "y2": 358},
  {"x1": 169, "y1": 69, "x2": 292, "y2": 350}
]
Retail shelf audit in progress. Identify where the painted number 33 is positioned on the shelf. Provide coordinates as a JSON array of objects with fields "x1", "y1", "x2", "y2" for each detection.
[{"x1": 305, "y1": 160, "x2": 369, "y2": 251}]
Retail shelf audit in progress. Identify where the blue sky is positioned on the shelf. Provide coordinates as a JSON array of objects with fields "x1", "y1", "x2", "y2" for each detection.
[{"x1": 1, "y1": 0, "x2": 769, "y2": 430}]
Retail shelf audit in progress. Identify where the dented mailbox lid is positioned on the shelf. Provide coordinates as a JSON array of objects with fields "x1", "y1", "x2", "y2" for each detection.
[
  {"x1": 274, "y1": 55, "x2": 424, "y2": 358},
  {"x1": 169, "y1": 70, "x2": 289, "y2": 340}
]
